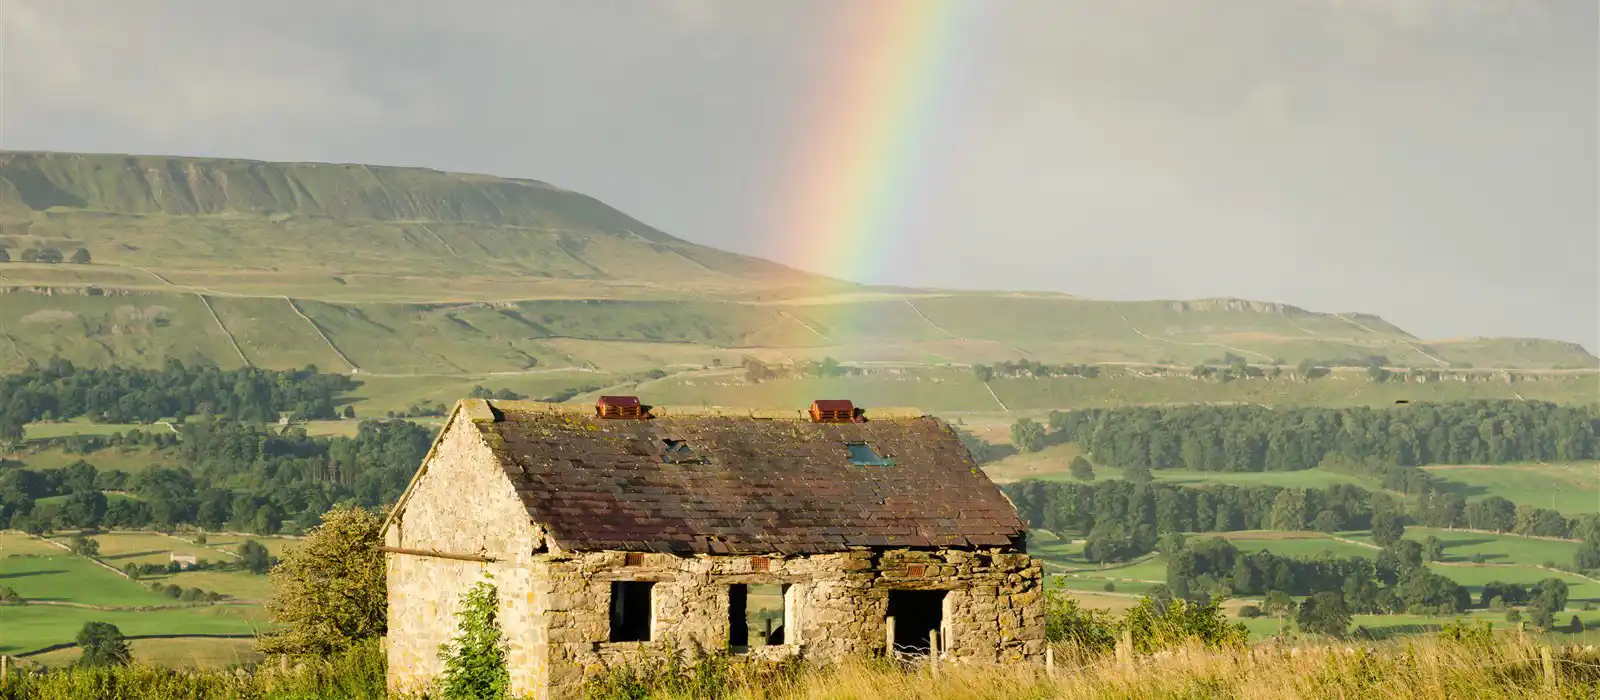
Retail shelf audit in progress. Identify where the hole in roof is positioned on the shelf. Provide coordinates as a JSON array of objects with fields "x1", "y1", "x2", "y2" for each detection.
[
  {"x1": 662, "y1": 439, "x2": 707, "y2": 464},
  {"x1": 846, "y1": 442, "x2": 894, "y2": 466}
]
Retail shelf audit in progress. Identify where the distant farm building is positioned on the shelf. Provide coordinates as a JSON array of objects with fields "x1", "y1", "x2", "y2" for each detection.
[
  {"x1": 169, "y1": 553, "x2": 198, "y2": 569},
  {"x1": 382, "y1": 397, "x2": 1044, "y2": 699}
]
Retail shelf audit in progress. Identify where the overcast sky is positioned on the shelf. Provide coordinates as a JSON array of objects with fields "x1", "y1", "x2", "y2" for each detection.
[{"x1": 3, "y1": 1, "x2": 1596, "y2": 349}]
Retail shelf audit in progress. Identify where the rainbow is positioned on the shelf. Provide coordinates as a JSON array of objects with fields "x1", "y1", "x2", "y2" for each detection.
[{"x1": 774, "y1": 0, "x2": 984, "y2": 286}]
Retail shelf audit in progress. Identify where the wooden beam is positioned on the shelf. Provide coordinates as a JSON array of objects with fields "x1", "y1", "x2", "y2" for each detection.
[{"x1": 380, "y1": 545, "x2": 496, "y2": 563}]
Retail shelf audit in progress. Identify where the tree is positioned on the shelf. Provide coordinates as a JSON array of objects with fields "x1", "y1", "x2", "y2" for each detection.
[
  {"x1": 1268, "y1": 490, "x2": 1307, "y2": 531},
  {"x1": 1296, "y1": 591, "x2": 1351, "y2": 637},
  {"x1": 1010, "y1": 418, "x2": 1046, "y2": 453},
  {"x1": 62, "y1": 490, "x2": 108, "y2": 530},
  {"x1": 1576, "y1": 540, "x2": 1600, "y2": 571},
  {"x1": 35, "y1": 248, "x2": 63, "y2": 263},
  {"x1": 972, "y1": 365, "x2": 994, "y2": 382},
  {"x1": 1069, "y1": 456, "x2": 1095, "y2": 482},
  {"x1": 342, "y1": 405, "x2": 356, "y2": 419},
  {"x1": 1296, "y1": 358, "x2": 1317, "y2": 380},
  {"x1": 0, "y1": 585, "x2": 21, "y2": 604},
  {"x1": 1571, "y1": 615, "x2": 1585, "y2": 633},
  {"x1": 438, "y1": 576, "x2": 510, "y2": 700},
  {"x1": 0, "y1": 247, "x2": 9, "y2": 262},
  {"x1": 1371, "y1": 511, "x2": 1406, "y2": 547},
  {"x1": 1378, "y1": 540, "x2": 1424, "y2": 571},
  {"x1": 257, "y1": 505, "x2": 386, "y2": 656},
  {"x1": 1422, "y1": 535, "x2": 1445, "y2": 562},
  {"x1": 240, "y1": 539, "x2": 273, "y2": 575},
  {"x1": 1312, "y1": 510, "x2": 1344, "y2": 533},
  {"x1": 1466, "y1": 497, "x2": 1517, "y2": 532},
  {"x1": 76, "y1": 621, "x2": 132, "y2": 667},
  {"x1": 70, "y1": 533, "x2": 101, "y2": 558},
  {"x1": 70, "y1": 247, "x2": 92, "y2": 264},
  {"x1": 20, "y1": 249, "x2": 38, "y2": 262},
  {"x1": 1263, "y1": 590, "x2": 1297, "y2": 633},
  {"x1": 1123, "y1": 462, "x2": 1154, "y2": 484}
]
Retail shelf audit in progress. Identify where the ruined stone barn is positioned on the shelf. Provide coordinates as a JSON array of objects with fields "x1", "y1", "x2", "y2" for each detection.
[{"x1": 381, "y1": 397, "x2": 1044, "y2": 699}]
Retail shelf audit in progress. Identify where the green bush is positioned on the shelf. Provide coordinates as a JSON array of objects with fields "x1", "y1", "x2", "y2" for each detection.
[
  {"x1": 1238, "y1": 605, "x2": 1262, "y2": 619},
  {"x1": 1044, "y1": 590, "x2": 1116, "y2": 652},
  {"x1": 438, "y1": 577, "x2": 510, "y2": 700}
]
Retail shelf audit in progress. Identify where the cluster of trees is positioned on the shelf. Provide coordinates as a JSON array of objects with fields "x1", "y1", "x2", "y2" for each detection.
[
  {"x1": 1167, "y1": 536, "x2": 1472, "y2": 616},
  {"x1": 466, "y1": 385, "x2": 527, "y2": 401},
  {"x1": 1046, "y1": 400, "x2": 1598, "y2": 473},
  {"x1": 973, "y1": 360, "x2": 1102, "y2": 382},
  {"x1": 2, "y1": 419, "x2": 434, "y2": 535},
  {"x1": 144, "y1": 581, "x2": 227, "y2": 603},
  {"x1": 0, "y1": 359, "x2": 361, "y2": 437},
  {"x1": 740, "y1": 356, "x2": 856, "y2": 383},
  {"x1": 37, "y1": 428, "x2": 181, "y2": 456},
  {"x1": 1005, "y1": 476, "x2": 1600, "y2": 573},
  {"x1": 0, "y1": 247, "x2": 91, "y2": 264},
  {"x1": 1482, "y1": 579, "x2": 1572, "y2": 629},
  {"x1": 1005, "y1": 479, "x2": 1388, "y2": 556}
]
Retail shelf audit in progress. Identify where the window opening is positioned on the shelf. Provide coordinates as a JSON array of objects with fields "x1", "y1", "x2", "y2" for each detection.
[
  {"x1": 845, "y1": 442, "x2": 894, "y2": 466},
  {"x1": 729, "y1": 583, "x2": 788, "y2": 649},
  {"x1": 886, "y1": 590, "x2": 946, "y2": 655},
  {"x1": 609, "y1": 581, "x2": 654, "y2": 642},
  {"x1": 662, "y1": 439, "x2": 706, "y2": 464}
]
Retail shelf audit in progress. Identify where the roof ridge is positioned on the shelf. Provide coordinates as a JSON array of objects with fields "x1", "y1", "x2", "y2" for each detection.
[{"x1": 459, "y1": 398, "x2": 927, "y2": 421}]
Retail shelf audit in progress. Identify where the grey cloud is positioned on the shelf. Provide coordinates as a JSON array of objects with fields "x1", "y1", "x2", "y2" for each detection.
[{"x1": 1, "y1": 0, "x2": 1594, "y2": 349}]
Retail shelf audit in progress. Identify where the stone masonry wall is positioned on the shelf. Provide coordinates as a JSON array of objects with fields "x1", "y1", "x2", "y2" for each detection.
[
  {"x1": 385, "y1": 416, "x2": 548, "y2": 697},
  {"x1": 536, "y1": 548, "x2": 1044, "y2": 698}
]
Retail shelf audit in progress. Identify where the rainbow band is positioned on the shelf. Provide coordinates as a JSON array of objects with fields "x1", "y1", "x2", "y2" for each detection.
[{"x1": 780, "y1": 1, "x2": 978, "y2": 284}]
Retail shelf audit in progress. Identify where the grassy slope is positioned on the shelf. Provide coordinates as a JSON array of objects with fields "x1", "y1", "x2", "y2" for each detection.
[{"x1": 0, "y1": 150, "x2": 1592, "y2": 379}]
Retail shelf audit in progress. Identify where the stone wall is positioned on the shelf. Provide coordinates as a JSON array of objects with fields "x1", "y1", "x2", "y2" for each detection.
[
  {"x1": 385, "y1": 414, "x2": 549, "y2": 696},
  {"x1": 536, "y1": 548, "x2": 1044, "y2": 698}
]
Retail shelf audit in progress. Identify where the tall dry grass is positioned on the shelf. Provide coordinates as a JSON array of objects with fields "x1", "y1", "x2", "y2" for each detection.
[
  {"x1": 4, "y1": 635, "x2": 1598, "y2": 699},
  {"x1": 597, "y1": 637, "x2": 1600, "y2": 700}
]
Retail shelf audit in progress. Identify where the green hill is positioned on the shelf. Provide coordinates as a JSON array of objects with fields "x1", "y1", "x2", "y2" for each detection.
[{"x1": 1, "y1": 150, "x2": 1594, "y2": 390}]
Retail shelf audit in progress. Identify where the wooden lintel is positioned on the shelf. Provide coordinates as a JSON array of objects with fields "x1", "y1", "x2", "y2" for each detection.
[{"x1": 380, "y1": 545, "x2": 496, "y2": 563}]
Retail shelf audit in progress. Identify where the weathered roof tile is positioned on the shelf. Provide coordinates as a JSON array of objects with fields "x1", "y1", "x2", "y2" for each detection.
[{"x1": 477, "y1": 409, "x2": 1025, "y2": 554}]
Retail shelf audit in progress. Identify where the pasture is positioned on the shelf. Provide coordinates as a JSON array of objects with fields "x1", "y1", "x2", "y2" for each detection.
[
  {"x1": 25, "y1": 636, "x2": 264, "y2": 669},
  {"x1": 0, "y1": 604, "x2": 267, "y2": 657},
  {"x1": 1426, "y1": 462, "x2": 1600, "y2": 514},
  {"x1": 0, "y1": 550, "x2": 167, "y2": 606}
]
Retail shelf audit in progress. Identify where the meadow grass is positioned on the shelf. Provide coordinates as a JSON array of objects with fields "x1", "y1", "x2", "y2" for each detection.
[
  {"x1": 0, "y1": 551, "x2": 166, "y2": 607},
  {"x1": 1426, "y1": 463, "x2": 1600, "y2": 515},
  {"x1": 0, "y1": 604, "x2": 267, "y2": 656},
  {"x1": 25, "y1": 636, "x2": 264, "y2": 670},
  {"x1": 61, "y1": 532, "x2": 233, "y2": 568}
]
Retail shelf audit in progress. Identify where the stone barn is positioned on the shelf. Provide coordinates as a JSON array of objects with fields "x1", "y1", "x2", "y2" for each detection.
[{"x1": 381, "y1": 397, "x2": 1043, "y2": 699}]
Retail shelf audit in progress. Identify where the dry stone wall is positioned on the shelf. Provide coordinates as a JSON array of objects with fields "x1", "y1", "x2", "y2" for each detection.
[{"x1": 538, "y1": 548, "x2": 1044, "y2": 698}]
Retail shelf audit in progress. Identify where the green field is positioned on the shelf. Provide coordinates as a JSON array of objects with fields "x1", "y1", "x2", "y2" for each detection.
[
  {"x1": 0, "y1": 604, "x2": 267, "y2": 656},
  {"x1": 0, "y1": 551, "x2": 168, "y2": 606},
  {"x1": 0, "y1": 532, "x2": 275, "y2": 657},
  {"x1": 1425, "y1": 463, "x2": 1600, "y2": 515},
  {"x1": 25, "y1": 636, "x2": 264, "y2": 669},
  {"x1": 62, "y1": 532, "x2": 234, "y2": 567}
]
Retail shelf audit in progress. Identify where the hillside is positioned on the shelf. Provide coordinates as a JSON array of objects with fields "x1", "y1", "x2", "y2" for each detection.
[{"x1": 1, "y1": 151, "x2": 1595, "y2": 387}]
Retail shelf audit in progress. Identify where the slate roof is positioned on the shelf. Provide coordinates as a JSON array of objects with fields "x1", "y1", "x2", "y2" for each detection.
[{"x1": 465, "y1": 400, "x2": 1027, "y2": 555}]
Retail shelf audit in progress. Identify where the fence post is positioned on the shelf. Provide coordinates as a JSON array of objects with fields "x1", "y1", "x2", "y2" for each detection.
[
  {"x1": 929, "y1": 629, "x2": 940, "y2": 676},
  {"x1": 2, "y1": 654, "x2": 8, "y2": 686},
  {"x1": 1117, "y1": 629, "x2": 1133, "y2": 667},
  {"x1": 885, "y1": 616, "x2": 896, "y2": 656},
  {"x1": 1045, "y1": 646, "x2": 1055, "y2": 679},
  {"x1": 1540, "y1": 645, "x2": 1556, "y2": 691}
]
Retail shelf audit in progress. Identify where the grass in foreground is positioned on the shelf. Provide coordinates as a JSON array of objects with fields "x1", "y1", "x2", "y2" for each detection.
[{"x1": 4, "y1": 634, "x2": 1600, "y2": 699}]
